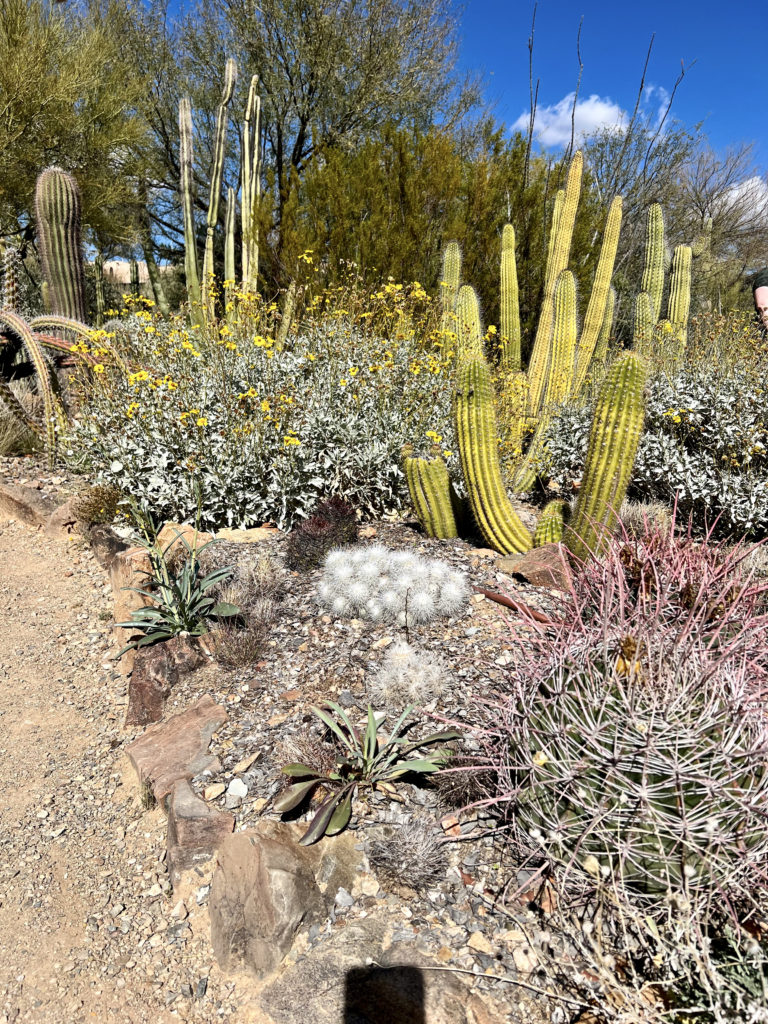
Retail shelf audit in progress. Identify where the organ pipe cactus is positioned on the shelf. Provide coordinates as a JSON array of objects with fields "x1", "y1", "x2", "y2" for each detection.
[
  {"x1": 241, "y1": 74, "x2": 262, "y2": 293},
  {"x1": 591, "y1": 286, "x2": 615, "y2": 366},
  {"x1": 455, "y1": 356, "x2": 533, "y2": 554},
  {"x1": 668, "y1": 245, "x2": 692, "y2": 346},
  {"x1": 499, "y1": 225, "x2": 521, "y2": 371},
  {"x1": 640, "y1": 202, "x2": 665, "y2": 322},
  {"x1": 94, "y1": 254, "x2": 106, "y2": 327},
  {"x1": 34, "y1": 167, "x2": 87, "y2": 323},
  {"x1": 456, "y1": 285, "x2": 483, "y2": 359},
  {"x1": 563, "y1": 353, "x2": 647, "y2": 562},
  {"x1": 533, "y1": 499, "x2": 570, "y2": 546},
  {"x1": 632, "y1": 292, "x2": 655, "y2": 352},
  {"x1": 439, "y1": 241, "x2": 461, "y2": 342},
  {"x1": 403, "y1": 453, "x2": 458, "y2": 539},
  {"x1": 202, "y1": 58, "x2": 238, "y2": 320},
  {"x1": 224, "y1": 186, "x2": 236, "y2": 317},
  {"x1": 179, "y1": 97, "x2": 201, "y2": 312}
]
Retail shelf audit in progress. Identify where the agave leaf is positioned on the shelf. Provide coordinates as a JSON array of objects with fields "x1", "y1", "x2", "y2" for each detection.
[
  {"x1": 273, "y1": 778, "x2": 321, "y2": 813},
  {"x1": 281, "y1": 763, "x2": 322, "y2": 778},
  {"x1": 380, "y1": 758, "x2": 442, "y2": 779},
  {"x1": 312, "y1": 705, "x2": 355, "y2": 753},
  {"x1": 325, "y1": 701, "x2": 362, "y2": 753},
  {"x1": 363, "y1": 706, "x2": 379, "y2": 764},
  {"x1": 325, "y1": 789, "x2": 354, "y2": 836},
  {"x1": 298, "y1": 789, "x2": 347, "y2": 846},
  {"x1": 382, "y1": 705, "x2": 415, "y2": 751}
]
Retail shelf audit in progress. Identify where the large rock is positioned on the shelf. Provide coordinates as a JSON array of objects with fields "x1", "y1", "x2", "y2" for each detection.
[
  {"x1": 124, "y1": 695, "x2": 227, "y2": 802},
  {"x1": 210, "y1": 830, "x2": 327, "y2": 979},
  {"x1": 45, "y1": 496, "x2": 80, "y2": 538},
  {"x1": 496, "y1": 542, "x2": 572, "y2": 591},
  {"x1": 166, "y1": 779, "x2": 234, "y2": 884},
  {"x1": 124, "y1": 642, "x2": 178, "y2": 726},
  {"x1": 85, "y1": 523, "x2": 130, "y2": 568},
  {"x1": 156, "y1": 522, "x2": 213, "y2": 560},
  {"x1": 259, "y1": 915, "x2": 508, "y2": 1024},
  {"x1": 0, "y1": 483, "x2": 57, "y2": 527},
  {"x1": 215, "y1": 526, "x2": 279, "y2": 544}
]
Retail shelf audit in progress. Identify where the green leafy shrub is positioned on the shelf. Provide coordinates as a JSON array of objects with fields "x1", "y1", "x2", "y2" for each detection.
[{"x1": 64, "y1": 307, "x2": 454, "y2": 530}]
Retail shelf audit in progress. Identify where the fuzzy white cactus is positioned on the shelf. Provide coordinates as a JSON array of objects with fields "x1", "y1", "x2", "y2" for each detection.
[
  {"x1": 367, "y1": 641, "x2": 450, "y2": 707},
  {"x1": 318, "y1": 544, "x2": 469, "y2": 624}
]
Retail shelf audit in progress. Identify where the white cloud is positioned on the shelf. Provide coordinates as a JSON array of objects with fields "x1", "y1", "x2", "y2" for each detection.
[{"x1": 511, "y1": 92, "x2": 626, "y2": 148}]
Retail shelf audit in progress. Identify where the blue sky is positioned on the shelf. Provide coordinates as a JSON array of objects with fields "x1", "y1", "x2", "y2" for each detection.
[{"x1": 456, "y1": 0, "x2": 767, "y2": 164}]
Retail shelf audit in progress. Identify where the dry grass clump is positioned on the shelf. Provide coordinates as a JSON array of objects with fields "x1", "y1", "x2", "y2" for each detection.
[
  {"x1": 435, "y1": 753, "x2": 496, "y2": 809},
  {"x1": 73, "y1": 483, "x2": 122, "y2": 525},
  {"x1": 209, "y1": 551, "x2": 284, "y2": 668}
]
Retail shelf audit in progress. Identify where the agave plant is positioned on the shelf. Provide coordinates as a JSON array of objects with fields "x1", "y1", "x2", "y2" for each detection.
[
  {"x1": 116, "y1": 528, "x2": 240, "y2": 654},
  {"x1": 274, "y1": 702, "x2": 460, "y2": 844}
]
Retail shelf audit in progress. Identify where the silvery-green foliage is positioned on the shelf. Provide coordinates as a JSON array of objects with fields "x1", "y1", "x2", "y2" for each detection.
[
  {"x1": 543, "y1": 363, "x2": 768, "y2": 537},
  {"x1": 318, "y1": 545, "x2": 469, "y2": 624},
  {"x1": 367, "y1": 641, "x2": 450, "y2": 707},
  {"x1": 64, "y1": 315, "x2": 455, "y2": 530}
]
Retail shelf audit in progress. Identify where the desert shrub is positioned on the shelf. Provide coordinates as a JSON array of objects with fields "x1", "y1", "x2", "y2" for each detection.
[
  {"x1": 544, "y1": 355, "x2": 768, "y2": 538},
  {"x1": 317, "y1": 544, "x2": 469, "y2": 624},
  {"x1": 205, "y1": 551, "x2": 284, "y2": 667},
  {"x1": 73, "y1": 483, "x2": 122, "y2": 524},
  {"x1": 478, "y1": 522, "x2": 768, "y2": 1021},
  {"x1": 63, "y1": 286, "x2": 455, "y2": 530}
]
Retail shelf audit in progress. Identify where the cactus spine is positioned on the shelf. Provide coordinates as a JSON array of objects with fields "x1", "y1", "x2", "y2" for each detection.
[
  {"x1": 572, "y1": 196, "x2": 623, "y2": 393},
  {"x1": 455, "y1": 356, "x2": 533, "y2": 554},
  {"x1": 241, "y1": 74, "x2": 261, "y2": 293},
  {"x1": 668, "y1": 244, "x2": 692, "y2": 346},
  {"x1": 640, "y1": 203, "x2": 665, "y2": 322},
  {"x1": 456, "y1": 285, "x2": 483, "y2": 359},
  {"x1": 533, "y1": 499, "x2": 570, "y2": 546},
  {"x1": 500, "y1": 224, "x2": 521, "y2": 371},
  {"x1": 563, "y1": 353, "x2": 647, "y2": 561},
  {"x1": 34, "y1": 167, "x2": 87, "y2": 323},
  {"x1": 202, "y1": 58, "x2": 238, "y2": 319},
  {"x1": 179, "y1": 97, "x2": 201, "y2": 311},
  {"x1": 527, "y1": 152, "x2": 583, "y2": 417},
  {"x1": 403, "y1": 454, "x2": 458, "y2": 539}
]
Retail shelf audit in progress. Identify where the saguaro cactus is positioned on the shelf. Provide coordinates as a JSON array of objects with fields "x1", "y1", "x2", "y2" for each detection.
[
  {"x1": 499, "y1": 224, "x2": 521, "y2": 371},
  {"x1": 563, "y1": 352, "x2": 647, "y2": 561},
  {"x1": 202, "y1": 58, "x2": 238, "y2": 319},
  {"x1": 34, "y1": 167, "x2": 87, "y2": 323},
  {"x1": 455, "y1": 356, "x2": 533, "y2": 554}
]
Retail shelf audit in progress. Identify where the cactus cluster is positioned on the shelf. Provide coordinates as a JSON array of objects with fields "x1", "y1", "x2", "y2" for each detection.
[
  {"x1": 367, "y1": 640, "x2": 450, "y2": 707},
  {"x1": 285, "y1": 496, "x2": 357, "y2": 570},
  {"x1": 633, "y1": 203, "x2": 693, "y2": 352},
  {"x1": 317, "y1": 545, "x2": 469, "y2": 625}
]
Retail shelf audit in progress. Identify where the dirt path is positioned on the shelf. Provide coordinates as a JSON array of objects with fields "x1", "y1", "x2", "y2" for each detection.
[{"x1": 0, "y1": 512, "x2": 248, "y2": 1023}]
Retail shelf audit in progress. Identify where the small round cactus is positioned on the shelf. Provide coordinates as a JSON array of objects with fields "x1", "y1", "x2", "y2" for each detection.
[{"x1": 318, "y1": 544, "x2": 469, "y2": 625}]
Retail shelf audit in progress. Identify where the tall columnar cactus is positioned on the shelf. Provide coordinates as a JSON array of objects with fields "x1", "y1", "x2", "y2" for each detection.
[
  {"x1": 533, "y1": 498, "x2": 570, "y2": 546},
  {"x1": 668, "y1": 244, "x2": 692, "y2": 346},
  {"x1": 526, "y1": 152, "x2": 583, "y2": 417},
  {"x1": 439, "y1": 241, "x2": 461, "y2": 333},
  {"x1": 563, "y1": 352, "x2": 647, "y2": 562},
  {"x1": 592, "y1": 286, "x2": 615, "y2": 366},
  {"x1": 513, "y1": 270, "x2": 577, "y2": 492},
  {"x1": 455, "y1": 356, "x2": 533, "y2": 554},
  {"x1": 94, "y1": 254, "x2": 106, "y2": 327},
  {"x1": 2, "y1": 247, "x2": 19, "y2": 311},
  {"x1": 572, "y1": 196, "x2": 623, "y2": 393},
  {"x1": 640, "y1": 202, "x2": 665, "y2": 322},
  {"x1": 179, "y1": 97, "x2": 201, "y2": 311},
  {"x1": 34, "y1": 167, "x2": 87, "y2": 323},
  {"x1": 499, "y1": 224, "x2": 521, "y2": 371},
  {"x1": 403, "y1": 453, "x2": 458, "y2": 539},
  {"x1": 632, "y1": 291, "x2": 655, "y2": 352},
  {"x1": 224, "y1": 186, "x2": 236, "y2": 316},
  {"x1": 456, "y1": 285, "x2": 483, "y2": 359},
  {"x1": 129, "y1": 258, "x2": 140, "y2": 299},
  {"x1": 241, "y1": 74, "x2": 262, "y2": 293},
  {"x1": 202, "y1": 58, "x2": 238, "y2": 319}
]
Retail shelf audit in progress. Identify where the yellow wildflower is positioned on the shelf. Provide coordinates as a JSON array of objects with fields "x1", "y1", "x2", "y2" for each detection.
[
  {"x1": 196, "y1": 417, "x2": 208, "y2": 427},
  {"x1": 93, "y1": 363, "x2": 105, "y2": 373}
]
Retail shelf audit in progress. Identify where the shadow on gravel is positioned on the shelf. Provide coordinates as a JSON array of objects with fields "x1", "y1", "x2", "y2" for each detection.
[{"x1": 344, "y1": 964, "x2": 425, "y2": 1023}]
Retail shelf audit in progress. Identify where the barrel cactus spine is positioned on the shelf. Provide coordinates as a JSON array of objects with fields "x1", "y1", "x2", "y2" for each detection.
[
  {"x1": 455, "y1": 356, "x2": 533, "y2": 554},
  {"x1": 34, "y1": 167, "x2": 87, "y2": 323},
  {"x1": 500, "y1": 224, "x2": 521, "y2": 371},
  {"x1": 202, "y1": 58, "x2": 238, "y2": 319},
  {"x1": 563, "y1": 353, "x2": 647, "y2": 562}
]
